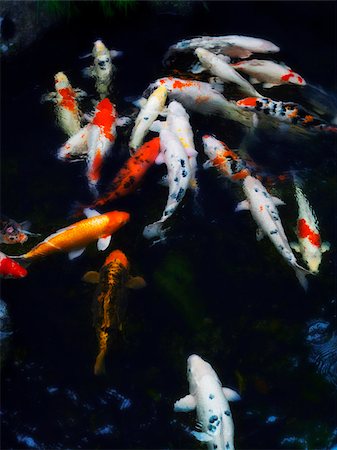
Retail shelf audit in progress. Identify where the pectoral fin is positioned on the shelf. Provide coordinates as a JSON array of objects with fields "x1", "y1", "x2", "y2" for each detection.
[
  {"x1": 271, "y1": 196, "x2": 286, "y2": 207},
  {"x1": 190, "y1": 431, "x2": 213, "y2": 442},
  {"x1": 125, "y1": 276, "x2": 146, "y2": 289},
  {"x1": 249, "y1": 77, "x2": 261, "y2": 85},
  {"x1": 97, "y1": 236, "x2": 111, "y2": 251},
  {"x1": 321, "y1": 242, "x2": 330, "y2": 253},
  {"x1": 174, "y1": 394, "x2": 196, "y2": 412},
  {"x1": 263, "y1": 82, "x2": 280, "y2": 89},
  {"x1": 82, "y1": 271, "x2": 100, "y2": 284},
  {"x1": 235, "y1": 200, "x2": 250, "y2": 212},
  {"x1": 82, "y1": 66, "x2": 94, "y2": 78},
  {"x1": 84, "y1": 208, "x2": 101, "y2": 218},
  {"x1": 155, "y1": 152, "x2": 165, "y2": 165},
  {"x1": 190, "y1": 62, "x2": 206, "y2": 74},
  {"x1": 256, "y1": 228, "x2": 264, "y2": 241},
  {"x1": 290, "y1": 242, "x2": 301, "y2": 253},
  {"x1": 222, "y1": 387, "x2": 241, "y2": 401},
  {"x1": 203, "y1": 160, "x2": 213, "y2": 170},
  {"x1": 68, "y1": 248, "x2": 85, "y2": 260}
]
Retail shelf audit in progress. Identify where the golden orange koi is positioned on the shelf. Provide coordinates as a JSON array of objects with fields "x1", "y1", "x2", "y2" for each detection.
[{"x1": 82, "y1": 250, "x2": 146, "y2": 375}]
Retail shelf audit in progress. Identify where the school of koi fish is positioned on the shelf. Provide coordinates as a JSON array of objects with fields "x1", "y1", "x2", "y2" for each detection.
[{"x1": 1, "y1": 35, "x2": 335, "y2": 450}]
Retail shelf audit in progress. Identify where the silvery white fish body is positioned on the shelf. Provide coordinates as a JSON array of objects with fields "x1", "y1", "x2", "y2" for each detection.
[
  {"x1": 194, "y1": 48, "x2": 262, "y2": 97},
  {"x1": 236, "y1": 175, "x2": 310, "y2": 290},
  {"x1": 143, "y1": 128, "x2": 191, "y2": 240},
  {"x1": 174, "y1": 354, "x2": 240, "y2": 450}
]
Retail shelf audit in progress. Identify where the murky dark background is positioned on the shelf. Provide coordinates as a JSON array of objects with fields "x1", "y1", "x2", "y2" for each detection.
[{"x1": 1, "y1": 1, "x2": 336, "y2": 449}]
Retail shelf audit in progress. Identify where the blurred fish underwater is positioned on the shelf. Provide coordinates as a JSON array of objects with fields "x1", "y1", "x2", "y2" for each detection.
[{"x1": 1, "y1": 1, "x2": 336, "y2": 449}]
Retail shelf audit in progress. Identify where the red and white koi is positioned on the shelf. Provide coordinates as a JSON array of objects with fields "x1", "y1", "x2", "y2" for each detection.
[
  {"x1": 0, "y1": 251, "x2": 27, "y2": 279},
  {"x1": 42, "y1": 72, "x2": 86, "y2": 137},
  {"x1": 202, "y1": 135, "x2": 250, "y2": 182},
  {"x1": 164, "y1": 35, "x2": 279, "y2": 62},
  {"x1": 143, "y1": 128, "x2": 191, "y2": 240},
  {"x1": 231, "y1": 59, "x2": 306, "y2": 88},
  {"x1": 83, "y1": 40, "x2": 122, "y2": 99},
  {"x1": 174, "y1": 354, "x2": 240, "y2": 450},
  {"x1": 151, "y1": 101, "x2": 198, "y2": 191},
  {"x1": 57, "y1": 125, "x2": 90, "y2": 161},
  {"x1": 149, "y1": 77, "x2": 253, "y2": 128},
  {"x1": 290, "y1": 179, "x2": 330, "y2": 273},
  {"x1": 235, "y1": 175, "x2": 310, "y2": 290},
  {"x1": 194, "y1": 48, "x2": 262, "y2": 97},
  {"x1": 129, "y1": 85, "x2": 167, "y2": 152}
]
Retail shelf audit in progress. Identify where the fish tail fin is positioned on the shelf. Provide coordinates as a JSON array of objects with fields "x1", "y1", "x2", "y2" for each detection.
[
  {"x1": 293, "y1": 263, "x2": 310, "y2": 291},
  {"x1": 94, "y1": 331, "x2": 108, "y2": 376}
]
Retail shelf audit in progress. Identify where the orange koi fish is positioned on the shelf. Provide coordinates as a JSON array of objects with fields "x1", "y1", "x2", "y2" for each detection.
[
  {"x1": 202, "y1": 135, "x2": 250, "y2": 182},
  {"x1": 82, "y1": 250, "x2": 146, "y2": 375},
  {"x1": 42, "y1": 72, "x2": 86, "y2": 137},
  {"x1": 15, "y1": 209, "x2": 129, "y2": 261},
  {"x1": 91, "y1": 137, "x2": 161, "y2": 208}
]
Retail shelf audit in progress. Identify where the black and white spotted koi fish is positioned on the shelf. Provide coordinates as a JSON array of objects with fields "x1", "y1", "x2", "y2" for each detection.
[{"x1": 174, "y1": 354, "x2": 241, "y2": 450}]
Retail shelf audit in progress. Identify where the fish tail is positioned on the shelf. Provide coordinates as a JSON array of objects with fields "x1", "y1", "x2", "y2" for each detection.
[
  {"x1": 94, "y1": 330, "x2": 108, "y2": 376},
  {"x1": 143, "y1": 221, "x2": 167, "y2": 241},
  {"x1": 293, "y1": 263, "x2": 310, "y2": 291}
]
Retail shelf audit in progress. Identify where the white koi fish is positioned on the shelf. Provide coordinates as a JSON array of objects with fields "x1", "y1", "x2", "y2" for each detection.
[
  {"x1": 194, "y1": 48, "x2": 262, "y2": 97},
  {"x1": 235, "y1": 175, "x2": 310, "y2": 290},
  {"x1": 164, "y1": 35, "x2": 279, "y2": 63},
  {"x1": 42, "y1": 72, "x2": 86, "y2": 137},
  {"x1": 290, "y1": 178, "x2": 330, "y2": 273},
  {"x1": 83, "y1": 40, "x2": 122, "y2": 99},
  {"x1": 143, "y1": 128, "x2": 191, "y2": 240},
  {"x1": 151, "y1": 100, "x2": 198, "y2": 191},
  {"x1": 129, "y1": 85, "x2": 168, "y2": 153},
  {"x1": 231, "y1": 59, "x2": 306, "y2": 89},
  {"x1": 174, "y1": 354, "x2": 240, "y2": 450},
  {"x1": 148, "y1": 78, "x2": 253, "y2": 128}
]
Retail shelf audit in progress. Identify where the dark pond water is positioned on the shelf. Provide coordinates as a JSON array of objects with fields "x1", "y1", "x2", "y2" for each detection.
[{"x1": 1, "y1": 1, "x2": 336, "y2": 449}]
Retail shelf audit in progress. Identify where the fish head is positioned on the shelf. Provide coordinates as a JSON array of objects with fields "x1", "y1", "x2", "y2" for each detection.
[
  {"x1": 96, "y1": 98, "x2": 113, "y2": 113},
  {"x1": 304, "y1": 253, "x2": 321, "y2": 274},
  {"x1": 195, "y1": 47, "x2": 212, "y2": 69},
  {"x1": 106, "y1": 211, "x2": 130, "y2": 231},
  {"x1": 93, "y1": 39, "x2": 108, "y2": 56},
  {"x1": 1, "y1": 256, "x2": 27, "y2": 279},
  {"x1": 54, "y1": 72, "x2": 69, "y2": 88},
  {"x1": 152, "y1": 85, "x2": 168, "y2": 107},
  {"x1": 167, "y1": 100, "x2": 187, "y2": 117},
  {"x1": 187, "y1": 354, "x2": 219, "y2": 392},
  {"x1": 243, "y1": 175, "x2": 261, "y2": 192},
  {"x1": 236, "y1": 97, "x2": 259, "y2": 108},
  {"x1": 104, "y1": 250, "x2": 129, "y2": 269},
  {"x1": 202, "y1": 135, "x2": 227, "y2": 159},
  {"x1": 281, "y1": 71, "x2": 306, "y2": 86}
]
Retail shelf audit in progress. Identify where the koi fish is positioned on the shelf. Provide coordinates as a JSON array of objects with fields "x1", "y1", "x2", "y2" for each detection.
[
  {"x1": 13, "y1": 209, "x2": 129, "y2": 261},
  {"x1": 83, "y1": 40, "x2": 122, "y2": 99},
  {"x1": 235, "y1": 175, "x2": 310, "y2": 290},
  {"x1": 57, "y1": 125, "x2": 89, "y2": 161},
  {"x1": 202, "y1": 135, "x2": 250, "y2": 182},
  {"x1": 129, "y1": 85, "x2": 167, "y2": 152},
  {"x1": 82, "y1": 250, "x2": 146, "y2": 375},
  {"x1": 0, "y1": 252, "x2": 27, "y2": 279},
  {"x1": 148, "y1": 77, "x2": 253, "y2": 128},
  {"x1": 174, "y1": 354, "x2": 241, "y2": 450},
  {"x1": 90, "y1": 137, "x2": 161, "y2": 209},
  {"x1": 290, "y1": 178, "x2": 330, "y2": 273},
  {"x1": 42, "y1": 72, "x2": 86, "y2": 137},
  {"x1": 231, "y1": 59, "x2": 306, "y2": 88},
  {"x1": 86, "y1": 98, "x2": 118, "y2": 195},
  {"x1": 151, "y1": 101, "x2": 198, "y2": 191},
  {"x1": 194, "y1": 48, "x2": 262, "y2": 97},
  {"x1": 164, "y1": 35, "x2": 279, "y2": 63},
  {"x1": 236, "y1": 97, "x2": 326, "y2": 128},
  {"x1": 0, "y1": 216, "x2": 39, "y2": 244},
  {"x1": 143, "y1": 128, "x2": 191, "y2": 240}
]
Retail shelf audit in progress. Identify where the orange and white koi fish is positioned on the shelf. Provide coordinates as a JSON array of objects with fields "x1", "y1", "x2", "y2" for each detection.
[
  {"x1": 148, "y1": 77, "x2": 253, "y2": 128},
  {"x1": 236, "y1": 175, "x2": 310, "y2": 290},
  {"x1": 194, "y1": 48, "x2": 262, "y2": 97},
  {"x1": 42, "y1": 72, "x2": 86, "y2": 137},
  {"x1": 90, "y1": 137, "x2": 161, "y2": 209},
  {"x1": 57, "y1": 125, "x2": 90, "y2": 161},
  {"x1": 83, "y1": 40, "x2": 122, "y2": 99},
  {"x1": 290, "y1": 178, "x2": 330, "y2": 273},
  {"x1": 143, "y1": 128, "x2": 191, "y2": 240},
  {"x1": 82, "y1": 250, "x2": 146, "y2": 375},
  {"x1": 231, "y1": 60, "x2": 306, "y2": 89},
  {"x1": 129, "y1": 85, "x2": 167, "y2": 153},
  {"x1": 151, "y1": 101, "x2": 198, "y2": 191},
  {"x1": 164, "y1": 35, "x2": 279, "y2": 64},
  {"x1": 202, "y1": 135, "x2": 250, "y2": 182},
  {"x1": 14, "y1": 209, "x2": 129, "y2": 261},
  {"x1": 86, "y1": 99, "x2": 118, "y2": 195}
]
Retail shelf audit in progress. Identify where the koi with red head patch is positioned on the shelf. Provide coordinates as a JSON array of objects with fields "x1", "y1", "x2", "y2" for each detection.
[
  {"x1": 14, "y1": 209, "x2": 129, "y2": 262},
  {"x1": 202, "y1": 135, "x2": 250, "y2": 182},
  {"x1": 290, "y1": 178, "x2": 330, "y2": 274},
  {"x1": 41, "y1": 72, "x2": 86, "y2": 137},
  {"x1": 82, "y1": 249, "x2": 145, "y2": 375},
  {"x1": 0, "y1": 252, "x2": 27, "y2": 279}
]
